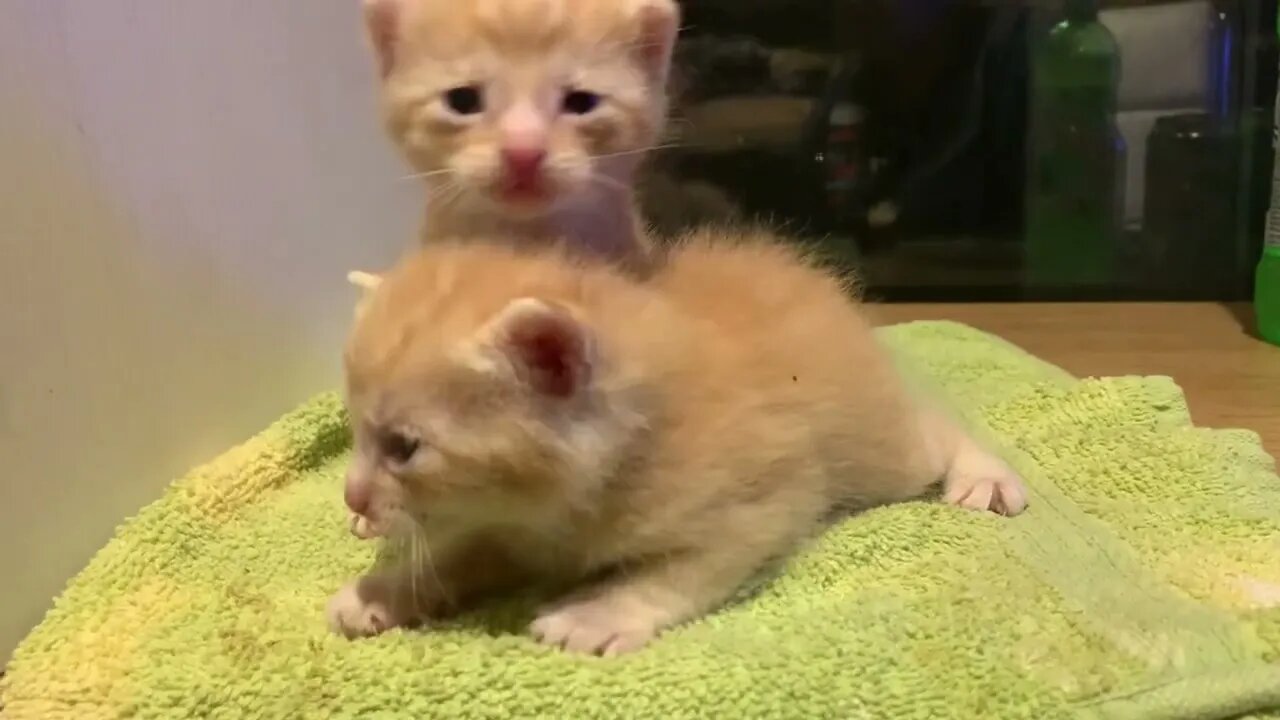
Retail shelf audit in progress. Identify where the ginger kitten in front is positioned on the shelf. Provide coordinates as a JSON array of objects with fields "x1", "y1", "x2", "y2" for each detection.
[
  {"x1": 328, "y1": 232, "x2": 1027, "y2": 655},
  {"x1": 362, "y1": 0, "x2": 677, "y2": 263}
]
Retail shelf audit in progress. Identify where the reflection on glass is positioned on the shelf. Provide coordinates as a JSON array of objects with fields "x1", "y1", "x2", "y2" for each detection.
[{"x1": 640, "y1": 0, "x2": 1277, "y2": 301}]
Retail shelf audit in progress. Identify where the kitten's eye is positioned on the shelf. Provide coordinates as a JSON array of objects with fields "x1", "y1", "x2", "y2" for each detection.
[
  {"x1": 379, "y1": 430, "x2": 421, "y2": 466},
  {"x1": 443, "y1": 85, "x2": 484, "y2": 115},
  {"x1": 562, "y1": 89, "x2": 602, "y2": 116}
]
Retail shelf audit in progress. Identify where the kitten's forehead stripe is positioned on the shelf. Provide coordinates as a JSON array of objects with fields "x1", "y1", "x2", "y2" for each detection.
[
  {"x1": 476, "y1": 0, "x2": 568, "y2": 49},
  {"x1": 408, "y1": 0, "x2": 643, "y2": 59}
]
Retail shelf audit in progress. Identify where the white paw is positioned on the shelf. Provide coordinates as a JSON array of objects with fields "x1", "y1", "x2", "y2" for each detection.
[
  {"x1": 327, "y1": 581, "x2": 397, "y2": 639},
  {"x1": 530, "y1": 597, "x2": 658, "y2": 656},
  {"x1": 944, "y1": 449, "x2": 1028, "y2": 516}
]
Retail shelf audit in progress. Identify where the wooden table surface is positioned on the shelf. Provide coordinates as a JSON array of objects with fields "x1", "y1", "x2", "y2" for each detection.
[{"x1": 871, "y1": 303, "x2": 1280, "y2": 459}]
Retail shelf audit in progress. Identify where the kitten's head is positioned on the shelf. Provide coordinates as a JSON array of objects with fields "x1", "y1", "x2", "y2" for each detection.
[
  {"x1": 342, "y1": 246, "x2": 642, "y2": 536},
  {"x1": 365, "y1": 0, "x2": 679, "y2": 220}
]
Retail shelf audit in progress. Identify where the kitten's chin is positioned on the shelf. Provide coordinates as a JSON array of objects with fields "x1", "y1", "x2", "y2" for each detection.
[{"x1": 497, "y1": 197, "x2": 556, "y2": 220}]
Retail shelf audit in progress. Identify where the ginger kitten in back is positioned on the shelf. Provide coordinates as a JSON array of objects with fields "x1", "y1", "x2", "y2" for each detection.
[
  {"x1": 328, "y1": 230, "x2": 1027, "y2": 655},
  {"x1": 361, "y1": 0, "x2": 678, "y2": 263}
]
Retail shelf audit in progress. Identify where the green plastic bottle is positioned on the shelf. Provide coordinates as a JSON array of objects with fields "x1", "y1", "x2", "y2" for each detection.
[
  {"x1": 1025, "y1": 0, "x2": 1126, "y2": 289},
  {"x1": 1257, "y1": 38, "x2": 1280, "y2": 345},
  {"x1": 1261, "y1": 247, "x2": 1280, "y2": 344}
]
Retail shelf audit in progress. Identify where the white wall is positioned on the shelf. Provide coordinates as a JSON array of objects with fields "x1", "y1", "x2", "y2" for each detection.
[{"x1": 0, "y1": 1, "x2": 418, "y2": 660}]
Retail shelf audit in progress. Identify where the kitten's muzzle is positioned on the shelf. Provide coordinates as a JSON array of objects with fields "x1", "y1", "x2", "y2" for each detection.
[{"x1": 500, "y1": 147, "x2": 547, "y2": 195}]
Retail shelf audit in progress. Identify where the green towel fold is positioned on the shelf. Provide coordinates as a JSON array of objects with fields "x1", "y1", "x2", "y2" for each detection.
[{"x1": 4, "y1": 321, "x2": 1279, "y2": 720}]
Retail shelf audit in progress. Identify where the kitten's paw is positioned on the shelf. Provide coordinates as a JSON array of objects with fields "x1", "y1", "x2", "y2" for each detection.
[
  {"x1": 530, "y1": 597, "x2": 658, "y2": 656},
  {"x1": 327, "y1": 581, "x2": 399, "y2": 639},
  {"x1": 944, "y1": 449, "x2": 1028, "y2": 516}
]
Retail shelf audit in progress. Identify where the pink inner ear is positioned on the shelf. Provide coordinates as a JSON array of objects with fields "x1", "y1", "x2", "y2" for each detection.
[
  {"x1": 364, "y1": 0, "x2": 400, "y2": 78},
  {"x1": 507, "y1": 311, "x2": 588, "y2": 399},
  {"x1": 635, "y1": 1, "x2": 679, "y2": 82}
]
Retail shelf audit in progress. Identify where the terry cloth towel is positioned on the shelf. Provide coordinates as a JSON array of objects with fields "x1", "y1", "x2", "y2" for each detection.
[{"x1": 3, "y1": 321, "x2": 1279, "y2": 720}]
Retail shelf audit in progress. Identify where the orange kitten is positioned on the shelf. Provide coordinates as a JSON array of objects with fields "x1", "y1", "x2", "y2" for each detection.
[
  {"x1": 362, "y1": 0, "x2": 677, "y2": 263},
  {"x1": 327, "y1": 230, "x2": 1027, "y2": 654},
  {"x1": 346, "y1": 0, "x2": 678, "y2": 538}
]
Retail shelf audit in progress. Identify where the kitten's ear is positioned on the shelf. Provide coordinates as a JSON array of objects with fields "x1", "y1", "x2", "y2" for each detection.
[
  {"x1": 363, "y1": 0, "x2": 402, "y2": 78},
  {"x1": 634, "y1": 0, "x2": 680, "y2": 85},
  {"x1": 485, "y1": 298, "x2": 594, "y2": 399}
]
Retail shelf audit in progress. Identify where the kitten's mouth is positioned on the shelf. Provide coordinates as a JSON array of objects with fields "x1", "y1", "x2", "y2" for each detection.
[
  {"x1": 497, "y1": 177, "x2": 554, "y2": 208},
  {"x1": 349, "y1": 512, "x2": 382, "y2": 540}
]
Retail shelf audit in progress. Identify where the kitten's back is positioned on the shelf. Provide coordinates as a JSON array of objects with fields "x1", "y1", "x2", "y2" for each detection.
[
  {"x1": 355, "y1": 231, "x2": 939, "y2": 524},
  {"x1": 649, "y1": 228, "x2": 938, "y2": 509}
]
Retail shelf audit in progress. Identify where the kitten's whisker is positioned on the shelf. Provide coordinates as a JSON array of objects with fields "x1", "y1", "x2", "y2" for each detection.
[
  {"x1": 591, "y1": 143, "x2": 685, "y2": 161},
  {"x1": 588, "y1": 171, "x2": 630, "y2": 195},
  {"x1": 426, "y1": 179, "x2": 455, "y2": 196},
  {"x1": 409, "y1": 528, "x2": 423, "y2": 611},
  {"x1": 424, "y1": 179, "x2": 466, "y2": 211},
  {"x1": 616, "y1": 37, "x2": 674, "y2": 53},
  {"x1": 440, "y1": 184, "x2": 466, "y2": 211},
  {"x1": 424, "y1": 184, "x2": 451, "y2": 204},
  {"x1": 400, "y1": 168, "x2": 457, "y2": 182},
  {"x1": 384, "y1": 515, "x2": 426, "y2": 615},
  {"x1": 417, "y1": 531, "x2": 453, "y2": 608}
]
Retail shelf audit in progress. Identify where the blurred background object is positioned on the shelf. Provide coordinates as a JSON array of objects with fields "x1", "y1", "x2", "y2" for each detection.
[
  {"x1": 1254, "y1": 17, "x2": 1280, "y2": 345},
  {"x1": 640, "y1": 0, "x2": 1279, "y2": 300}
]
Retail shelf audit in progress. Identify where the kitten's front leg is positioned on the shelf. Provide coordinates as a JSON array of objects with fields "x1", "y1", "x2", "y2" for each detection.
[
  {"x1": 531, "y1": 541, "x2": 777, "y2": 656},
  {"x1": 919, "y1": 404, "x2": 1028, "y2": 516},
  {"x1": 943, "y1": 435, "x2": 1028, "y2": 516},
  {"x1": 327, "y1": 567, "x2": 425, "y2": 638},
  {"x1": 327, "y1": 534, "x2": 525, "y2": 639}
]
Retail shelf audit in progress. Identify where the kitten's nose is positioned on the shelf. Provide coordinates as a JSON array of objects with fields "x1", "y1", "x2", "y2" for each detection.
[
  {"x1": 501, "y1": 146, "x2": 547, "y2": 189},
  {"x1": 344, "y1": 480, "x2": 371, "y2": 515}
]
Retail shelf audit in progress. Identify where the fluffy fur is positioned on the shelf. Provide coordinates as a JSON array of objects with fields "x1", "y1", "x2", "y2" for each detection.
[
  {"x1": 328, "y1": 229, "x2": 1027, "y2": 655},
  {"x1": 363, "y1": 0, "x2": 678, "y2": 263}
]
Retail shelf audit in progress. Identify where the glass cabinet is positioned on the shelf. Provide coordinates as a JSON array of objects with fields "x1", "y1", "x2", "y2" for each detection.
[{"x1": 641, "y1": 0, "x2": 1278, "y2": 300}]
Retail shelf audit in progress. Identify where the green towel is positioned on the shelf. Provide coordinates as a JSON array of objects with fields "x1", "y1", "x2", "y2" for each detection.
[{"x1": 4, "y1": 321, "x2": 1279, "y2": 720}]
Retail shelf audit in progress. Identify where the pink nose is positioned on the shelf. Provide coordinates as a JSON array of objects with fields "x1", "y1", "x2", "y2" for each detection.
[
  {"x1": 501, "y1": 147, "x2": 546, "y2": 188},
  {"x1": 344, "y1": 481, "x2": 370, "y2": 515}
]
